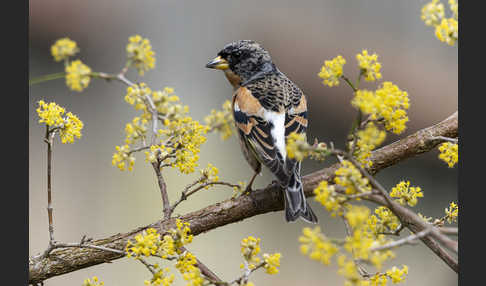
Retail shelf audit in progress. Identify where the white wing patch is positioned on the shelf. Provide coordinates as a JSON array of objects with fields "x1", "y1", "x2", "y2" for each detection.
[{"x1": 263, "y1": 110, "x2": 286, "y2": 161}]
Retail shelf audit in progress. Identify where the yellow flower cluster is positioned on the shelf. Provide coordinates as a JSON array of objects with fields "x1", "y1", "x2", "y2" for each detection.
[
  {"x1": 125, "y1": 83, "x2": 152, "y2": 112},
  {"x1": 169, "y1": 219, "x2": 194, "y2": 249},
  {"x1": 286, "y1": 132, "x2": 310, "y2": 161},
  {"x1": 334, "y1": 160, "x2": 371, "y2": 195},
  {"x1": 345, "y1": 205, "x2": 371, "y2": 229},
  {"x1": 421, "y1": 0, "x2": 458, "y2": 46},
  {"x1": 175, "y1": 252, "x2": 204, "y2": 286},
  {"x1": 51, "y1": 37, "x2": 79, "y2": 62},
  {"x1": 286, "y1": 132, "x2": 329, "y2": 161},
  {"x1": 352, "y1": 82, "x2": 410, "y2": 134},
  {"x1": 59, "y1": 112, "x2": 84, "y2": 144},
  {"x1": 337, "y1": 255, "x2": 361, "y2": 284},
  {"x1": 240, "y1": 236, "x2": 262, "y2": 269},
  {"x1": 200, "y1": 163, "x2": 219, "y2": 184},
  {"x1": 438, "y1": 142, "x2": 458, "y2": 167},
  {"x1": 299, "y1": 226, "x2": 339, "y2": 265},
  {"x1": 435, "y1": 18, "x2": 458, "y2": 46},
  {"x1": 239, "y1": 236, "x2": 281, "y2": 275},
  {"x1": 369, "y1": 206, "x2": 401, "y2": 234},
  {"x1": 37, "y1": 100, "x2": 84, "y2": 144},
  {"x1": 37, "y1": 100, "x2": 65, "y2": 127},
  {"x1": 65, "y1": 59, "x2": 92, "y2": 92},
  {"x1": 318, "y1": 55, "x2": 346, "y2": 87},
  {"x1": 153, "y1": 87, "x2": 188, "y2": 122},
  {"x1": 204, "y1": 100, "x2": 235, "y2": 140},
  {"x1": 390, "y1": 181, "x2": 424, "y2": 207},
  {"x1": 353, "y1": 123, "x2": 386, "y2": 168},
  {"x1": 263, "y1": 253, "x2": 281, "y2": 275},
  {"x1": 161, "y1": 117, "x2": 209, "y2": 174},
  {"x1": 125, "y1": 116, "x2": 149, "y2": 144},
  {"x1": 356, "y1": 50, "x2": 382, "y2": 82},
  {"x1": 125, "y1": 220, "x2": 193, "y2": 260},
  {"x1": 144, "y1": 268, "x2": 175, "y2": 286},
  {"x1": 445, "y1": 201, "x2": 458, "y2": 223},
  {"x1": 386, "y1": 265, "x2": 408, "y2": 283},
  {"x1": 421, "y1": 0, "x2": 445, "y2": 26},
  {"x1": 82, "y1": 276, "x2": 104, "y2": 286},
  {"x1": 314, "y1": 181, "x2": 344, "y2": 216},
  {"x1": 126, "y1": 228, "x2": 161, "y2": 258},
  {"x1": 126, "y1": 35, "x2": 156, "y2": 75},
  {"x1": 112, "y1": 144, "x2": 136, "y2": 171}
]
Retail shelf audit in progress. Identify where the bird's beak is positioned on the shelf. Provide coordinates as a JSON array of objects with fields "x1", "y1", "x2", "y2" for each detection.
[{"x1": 206, "y1": 56, "x2": 229, "y2": 70}]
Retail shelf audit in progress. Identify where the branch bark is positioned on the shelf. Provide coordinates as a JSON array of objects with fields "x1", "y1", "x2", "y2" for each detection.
[{"x1": 29, "y1": 112, "x2": 458, "y2": 284}]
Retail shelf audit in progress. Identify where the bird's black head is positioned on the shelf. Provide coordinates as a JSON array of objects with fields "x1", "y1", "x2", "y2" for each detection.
[{"x1": 206, "y1": 40, "x2": 275, "y2": 85}]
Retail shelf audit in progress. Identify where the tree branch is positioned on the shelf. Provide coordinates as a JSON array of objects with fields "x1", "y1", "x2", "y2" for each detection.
[{"x1": 29, "y1": 112, "x2": 458, "y2": 284}]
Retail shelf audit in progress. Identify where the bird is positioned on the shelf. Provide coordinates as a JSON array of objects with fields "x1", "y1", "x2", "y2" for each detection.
[{"x1": 205, "y1": 40, "x2": 318, "y2": 223}]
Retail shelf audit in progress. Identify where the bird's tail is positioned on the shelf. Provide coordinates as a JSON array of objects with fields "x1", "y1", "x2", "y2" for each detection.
[{"x1": 283, "y1": 171, "x2": 318, "y2": 224}]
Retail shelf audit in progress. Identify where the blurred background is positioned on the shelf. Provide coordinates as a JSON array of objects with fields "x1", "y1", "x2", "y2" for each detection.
[{"x1": 29, "y1": 0, "x2": 457, "y2": 285}]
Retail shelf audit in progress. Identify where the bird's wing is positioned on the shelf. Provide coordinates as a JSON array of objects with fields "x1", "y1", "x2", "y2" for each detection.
[
  {"x1": 283, "y1": 93, "x2": 308, "y2": 176},
  {"x1": 232, "y1": 86, "x2": 289, "y2": 183}
]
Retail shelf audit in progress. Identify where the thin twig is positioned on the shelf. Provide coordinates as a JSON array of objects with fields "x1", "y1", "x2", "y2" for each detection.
[
  {"x1": 169, "y1": 180, "x2": 241, "y2": 216},
  {"x1": 152, "y1": 160, "x2": 171, "y2": 219},
  {"x1": 370, "y1": 228, "x2": 434, "y2": 252},
  {"x1": 342, "y1": 217, "x2": 372, "y2": 278},
  {"x1": 45, "y1": 127, "x2": 55, "y2": 245}
]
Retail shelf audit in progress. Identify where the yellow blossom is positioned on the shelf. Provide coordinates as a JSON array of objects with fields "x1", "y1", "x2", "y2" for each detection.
[
  {"x1": 390, "y1": 180, "x2": 424, "y2": 207},
  {"x1": 369, "y1": 250, "x2": 396, "y2": 270},
  {"x1": 373, "y1": 206, "x2": 401, "y2": 233},
  {"x1": 169, "y1": 219, "x2": 194, "y2": 250},
  {"x1": 286, "y1": 132, "x2": 310, "y2": 161},
  {"x1": 314, "y1": 181, "x2": 344, "y2": 216},
  {"x1": 356, "y1": 50, "x2": 382, "y2": 82},
  {"x1": 334, "y1": 160, "x2": 371, "y2": 195},
  {"x1": 51, "y1": 37, "x2": 79, "y2": 62},
  {"x1": 37, "y1": 100, "x2": 65, "y2": 127},
  {"x1": 36, "y1": 100, "x2": 84, "y2": 144},
  {"x1": 385, "y1": 265, "x2": 408, "y2": 283},
  {"x1": 126, "y1": 228, "x2": 160, "y2": 258},
  {"x1": 112, "y1": 144, "x2": 136, "y2": 171},
  {"x1": 299, "y1": 226, "x2": 339, "y2": 265},
  {"x1": 337, "y1": 255, "x2": 360, "y2": 282},
  {"x1": 444, "y1": 201, "x2": 458, "y2": 223},
  {"x1": 125, "y1": 83, "x2": 152, "y2": 112},
  {"x1": 204, "y1": 100, "x2": 234, "y2": 140},
  {"x1": 144, "y1": 268, "x2": 175, "y2": 286},
  {"x1": 59, "y1": 112, "x2": 84, "y2": 144},
  {"x1": 200, "y1": 163, "x2": 219, "y2": 183},
  {"x1": 125, "y1": 116, "x2": 149, "y2": 144},
  {"x1": 65, "y1": 60, "x2": 92, "y2": 92},
  {"x1": 126, "y1": 35, "x2": 156, "y2": 75},
  {"x1": 449, "y1": 0, "x2": 458, "y2": 19},
  {"x1": 175, "y1": 252, "x2": 205, "y2": 286},
  {"x1": 438, "y1": 142, "x2": 458, "y2": 167},
  {"x1": 344, "y1": 228, "x2": 374, "y2": 260},
  {"x1": 352, "y1": 82, "x2": 410, "y2": 134},
  {"x1": 421, "y1": 0, "x2": 445, "y2": 26},
  {"x1": 435, "y1": 17, "x2": 458, "y2": 46},
  {"x1": 353, "y1": 122, "x2": 386, "y2": 168},
  {"x1": 158, "y1": 117, "x2": 209, "y2": 174},
  {"x1": 82, "y1": 276, "x2": 104, "y2": 286},
  {"x1": 345, "y1": 205, "x2": 371, "y2": 229},
  {"x1": 370, "y1": 274, "x2": 388, "y2": 286},
  {"x1": 318, "y1": 55, "x2": 346, "y2": 87},
  {"x1": 240, "y1": 236, "x2": 262, "y2": 269},
  {"x1": 263, "y1": 253, "x2": 281, "y2": 274}
]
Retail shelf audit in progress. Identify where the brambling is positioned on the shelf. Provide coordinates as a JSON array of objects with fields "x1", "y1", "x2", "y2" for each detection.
[{"x1": 206, "y1": 40, "x2": 318, "y2": 223}]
